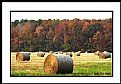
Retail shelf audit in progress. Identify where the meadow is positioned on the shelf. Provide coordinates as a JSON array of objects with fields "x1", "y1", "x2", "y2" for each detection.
[{"x1": 11, "y1": 52, "x2": 112, "y2": 76}]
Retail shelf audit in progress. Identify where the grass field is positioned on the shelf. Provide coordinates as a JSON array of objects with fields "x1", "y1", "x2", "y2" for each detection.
[{"x1": 11, "y1": 52, "x2": 112, "y2": 76}]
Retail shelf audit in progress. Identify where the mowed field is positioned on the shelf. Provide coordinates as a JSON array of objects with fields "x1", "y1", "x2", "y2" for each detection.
[{"x1": 11, "y1": 52, "x2": 112, "y2": 76}]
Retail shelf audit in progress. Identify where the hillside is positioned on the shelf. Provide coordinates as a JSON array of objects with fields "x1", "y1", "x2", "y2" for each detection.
[{"x1": 11, "y1": 18, "x2": 112, "y2": 52}]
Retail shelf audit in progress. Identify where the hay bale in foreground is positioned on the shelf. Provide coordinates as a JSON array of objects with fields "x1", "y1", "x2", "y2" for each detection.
[
  {"x1": 44, "y1": 54, "x2": 73, "y2": 74},
  {"x1": 66, "y1": 52, "x2": 73, "y2": 57},
  {"x1": 99, "y1": 52, "x2": 111, "y2": 59},
  {"x1": 16, "y1": 52, "x2": 30, "y2": 61},
  {"x1": 37, "y1": 52, "x2": 45, "y2": 57}
]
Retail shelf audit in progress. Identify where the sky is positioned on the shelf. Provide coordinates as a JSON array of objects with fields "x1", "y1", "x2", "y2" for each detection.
[{"x1": 11, "y1": 12, "x2": 112, "y2": 22}]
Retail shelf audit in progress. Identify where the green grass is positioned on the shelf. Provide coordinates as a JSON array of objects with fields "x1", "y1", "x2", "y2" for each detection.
[{"x1": 11, "y1": 62, "x2": 112, "y2": 76}]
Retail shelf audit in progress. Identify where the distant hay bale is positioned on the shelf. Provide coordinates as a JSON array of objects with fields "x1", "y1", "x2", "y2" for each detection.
[
  {"x1": 104, "y1": 51, "x2": 107, "y2": 53},
  {"x1": 66, "y1": 52, "x2": 73, "y2": 57},
  {"x1": 58, "y1": 51, "x2": 63, "y2": 54},
  {"x1": 44, "y1": 54, "x2": 73, "y2": 74},
  {"x1": 94, "y1": 51, "x2": 100, "y2": 56},
  {"x1": 16, "y1": 52, "x2": 30, "y2": 61},
  {"x1": 49, "y1": 51, "x2": 53, "y2": 54},
  {"x1": 78, "y1": 51, "x2": 81, "y2": 53},
  {"x1": 74, "y1": 52, "x2": 80, "y2": 56},
  {"x1": 53, "y1": 52, "x2": 59, "y2": 54},
  {"x1": 16, "y1": 52, "x2": 23, "y2": 61},
  {"x1": 37, "y1": 52, "x2": 45, "y2": 57},
  {"x1": 103, "y1": 52, "x2": 111, "y2": 58},
  {"x1": 99, "y1": 52, "x2": 111, "y2": 59},
  {"x1": 76, "y1": 52, "x2": 80, "y2": 56},
  {"x1": 99, "y1": 53, "x2": 105, "y2": 59},
  {"x1": 66, "y1": 52, "x2": 69, "y2": 55}
]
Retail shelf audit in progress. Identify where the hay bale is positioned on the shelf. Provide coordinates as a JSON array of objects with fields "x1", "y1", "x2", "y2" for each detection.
[
  {"x1": 99, "y1": 53, "x2": 105, "y2": 59},
  {"x1": 49, "y1": 51, "x2": 53, "y2": 54},
  {"x1": 16, "y1": 52, "x2": 23, "y2": 61},
  {"x1": 99, "y1": 52, "x2": 111, "y2": 59},
  {"x1": 66, "y1": 52, "x2": 73, "y2": 57},
  {"x1": 58, "y1": 51, "x2": 63, "y2": 54},
  {"x1": 76, "y1": 52, "x2": 80, "y2": 56},
  {"x1": 104, "y1": 51, "x2": 107, "y2": 53},
  {"x1": 16, "y1": 52, "x2": 30, "y2": 61},
  {"x1": 53, "y1": 52, "x2": 59, "y2": 54},
  {"x1": 37, "y1": 52, "x2": 45, "y2": 57},
  {"x1": 73, "y1": 52, "x2": 80, "y2": 56},
  {"x1": 44, "y1": 54, "x2": 73, "y2": 74},
  {"x1": 78, "y1": 51, "x2": 81, "y2": 53},
  {"x1": 94, "y1": 51, "x2": 100, "y2": 56},
  {"x1": 103, "y1": 52, "x2": 111, "y2": 58}
]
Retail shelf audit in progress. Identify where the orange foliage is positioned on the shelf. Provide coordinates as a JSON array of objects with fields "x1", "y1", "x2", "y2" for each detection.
[{"x1": 35, "y1": 26, "x2": 41, "y2": 33}]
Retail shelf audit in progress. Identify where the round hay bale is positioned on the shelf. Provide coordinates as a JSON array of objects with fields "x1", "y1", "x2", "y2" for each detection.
[
  {"x1": 73, "y1": 52, "x2": 80, "y2": 56},
  {"x1": 103, "y1": 52, "x2": 111, "y2": 58},
  {"x1": 78, "y1": 51, "x2": 81, "y2": 53},
  {"x1": 54, "y1": 52, "x2": 59, "y2": 54},
  {"x1": 16, "y1": 52, "x2": 23, "y2": 61},
  {"x1": 76, "y1": 52, "x2": 80, "y2": 56},
  {"x1": 94, "y1": 51, "x2": 100, "y2": 56},
  {"x1": 66, "y1": 52, "x2": 73, "y2": 57},
  {"x1": 37, "y1": 52, "x2": 45, "y2": 57},
  {"x1": 99, "y1": 52, "x2": 111, "y2": 59},
  {"x1": 44, "y1": 54, "x2": 73, "y2": 74},
  {"x1": 58, "y1": 51, "x2": 63, "y2": 54},
  {"x1": 66, "y1": 52, "x2": 69, "y2": 55},
  {"x1": 99, "y1": 52, "x2": 105, "y2": 59},
  {"x1": 16, "y1": 52, "x2": 30, "y2": 61},
  {"x1": 49, "y1": 51, "x2": 53, "y2": 54}
]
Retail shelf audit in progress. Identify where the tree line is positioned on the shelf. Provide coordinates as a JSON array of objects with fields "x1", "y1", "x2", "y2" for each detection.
[{"x1": 11, "y1": 18, "x2": 112, "y2": 52}]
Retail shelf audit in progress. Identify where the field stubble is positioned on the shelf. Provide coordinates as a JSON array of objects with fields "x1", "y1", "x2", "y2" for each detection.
[{"x1": 11, "y1": 52, "x2": 112, "y2": 76}]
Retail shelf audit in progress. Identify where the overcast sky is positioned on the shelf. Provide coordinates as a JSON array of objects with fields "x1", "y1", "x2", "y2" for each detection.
[{"x1": 11, "y1": 12, "x2": 112, "y2": 22}]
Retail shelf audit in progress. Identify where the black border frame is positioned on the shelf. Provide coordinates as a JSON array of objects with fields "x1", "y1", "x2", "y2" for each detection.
[{"x1": 10, "y1": 10, "x2": 113, "y2": 77}]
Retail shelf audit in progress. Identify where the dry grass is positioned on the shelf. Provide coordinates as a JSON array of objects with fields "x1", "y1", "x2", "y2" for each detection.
[{"x1": 11, "y1": 52, "x2": 112, "y2": 76}]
